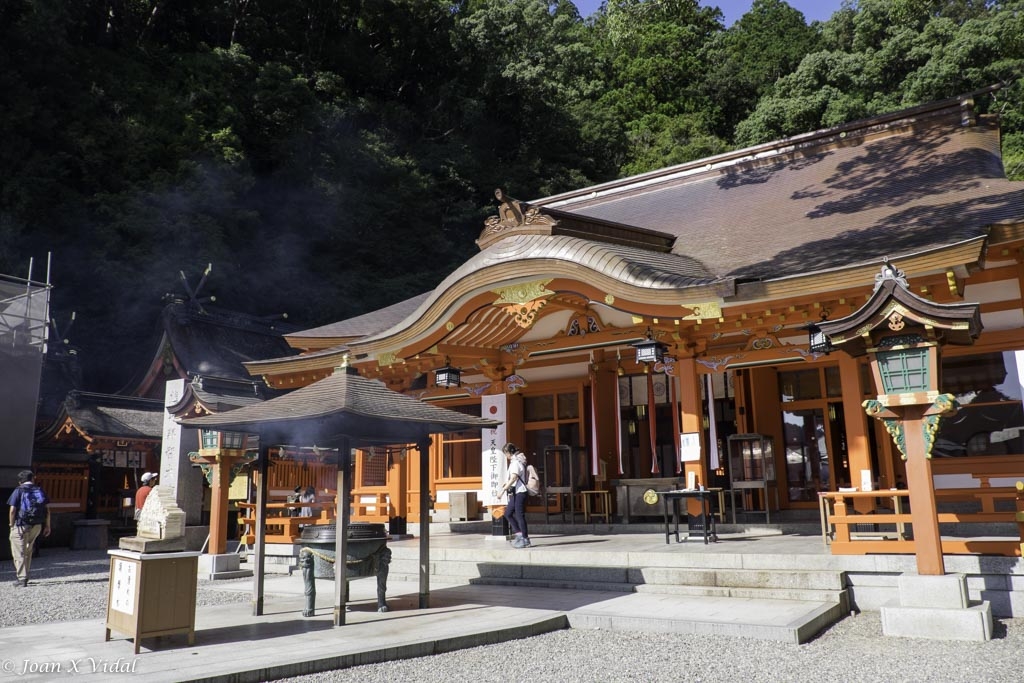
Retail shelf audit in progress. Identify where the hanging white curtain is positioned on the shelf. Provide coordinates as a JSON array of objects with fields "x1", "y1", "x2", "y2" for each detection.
[{"x1": 707, "y1": 375, "x2": 720, "y2": 470}]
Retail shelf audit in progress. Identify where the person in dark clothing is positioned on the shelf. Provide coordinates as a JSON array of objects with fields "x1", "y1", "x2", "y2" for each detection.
[
  {"x1": 501, "y1": 443, "x2": 530, "y2": 548},
  {"x1": 7, "y1": 470, "x2": 50, "y2": 587}
]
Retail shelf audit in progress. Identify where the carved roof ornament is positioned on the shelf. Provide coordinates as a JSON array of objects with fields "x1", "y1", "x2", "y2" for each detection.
[
  {"x1": 874, "y1": 259, "x2": 909, "y2": 290},
  {"x1": 680, "y1": 301, "x2": 722, "y2": 320},
  {"x1": 492, "y1": 279, "x2": 556, "y2": 329},
  {"x1": 478, "y1": 189, "x2": 558, "y2": 249},
  {"x1": 493, "y1": 279, "x2": 555, "y2": 306}
]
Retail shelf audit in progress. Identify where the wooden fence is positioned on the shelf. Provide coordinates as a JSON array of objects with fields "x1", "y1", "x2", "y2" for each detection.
[
  {"x1": 820, "y1": 482, "x2": 1024, "y2": 557},
  {"x1": 34, "y1": 464, "x2": 88, "y2": 514}
]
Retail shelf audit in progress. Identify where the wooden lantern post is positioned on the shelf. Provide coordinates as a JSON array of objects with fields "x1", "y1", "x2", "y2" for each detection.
[
  {"x1": 817, "y1": 261, "x2": 981, "y2": 576},
  {"x1": 189, "y1": 430, "x2": 255, "y2": 555}
]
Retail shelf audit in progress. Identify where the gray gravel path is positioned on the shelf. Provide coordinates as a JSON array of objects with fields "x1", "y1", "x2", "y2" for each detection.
[
  {"x1": 4, "y1": 548, "x2": 1022, "y2": 682},
  {"x1": 271, "y1": 614, "x2": 1024, "y2": 683},
  {"x1": 0, "y1": 547, "x2": 250, "y2": 628}
]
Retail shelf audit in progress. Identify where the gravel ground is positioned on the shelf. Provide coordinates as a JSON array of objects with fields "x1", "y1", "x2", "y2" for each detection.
[
  {"x1": 4, "y1": 547, "x2": 1022, "y2": 682},
  {"x1": 0, "y1": 547, "x2": 250, "y2": 628},
  {"x1": 272, "y1": 615, "x2": 1024, "y2": 683}
]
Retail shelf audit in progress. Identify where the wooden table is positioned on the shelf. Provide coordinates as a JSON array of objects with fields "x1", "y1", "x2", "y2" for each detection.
[{"x1": 662, "y1": 489, "x2": 718, "y2": 544}]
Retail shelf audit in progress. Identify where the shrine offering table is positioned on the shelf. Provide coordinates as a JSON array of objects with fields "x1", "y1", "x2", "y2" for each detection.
[
  {"x1": 662, "y1": 489, "x2": 718, "y2": 544},
  {"x1": 105, "y1": 550, "x2": 200, "y2": 654}
]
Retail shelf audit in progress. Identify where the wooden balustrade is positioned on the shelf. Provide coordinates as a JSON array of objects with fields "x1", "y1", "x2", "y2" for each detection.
[
  {"x1": 236, "y1": 487, "x2": 391, "y2": 545},
  {"x1": 820, "y1": 485, "x2": 1024, "y2": 557},
  {"x1": 352, "y1": 491, "x2": 390, "y2": 523},
  {"x1": 34, "y1": 467, "x2": 88, "y2": 513},
  {"x1": 237, "y1": 501, "x2": 336, "y2": 545}
]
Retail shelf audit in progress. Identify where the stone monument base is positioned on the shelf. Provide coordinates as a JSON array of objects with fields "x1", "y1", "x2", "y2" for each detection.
[
  {"x1": 198, "y1": 552, "x2": 252, "y2": 580},
  {"x1": 880, "y1": 573, "x2": 992, "y2": 641},
  {"x1": 184, "y1": 525, "x2": 210, "y2": 552},
  {"x1": 118, "y1": 536, "x2": 187, "y2": 553},
  {"x1": 71, "y1": 519, "x2": 111, "y2": 550}
]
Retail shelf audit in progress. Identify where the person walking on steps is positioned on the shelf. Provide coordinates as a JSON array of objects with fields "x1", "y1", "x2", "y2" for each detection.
[
  {"x1": 501, "y1": 443, "x2": 531, "y2": 548},
  {"x1": 7, "y1": 470, "x2": 50, "y2": 587}
]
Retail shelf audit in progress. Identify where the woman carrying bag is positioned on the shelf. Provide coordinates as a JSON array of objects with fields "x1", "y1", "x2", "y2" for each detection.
[{"x1": 501, "y1": 443, "x2": 531, "y2": 548}]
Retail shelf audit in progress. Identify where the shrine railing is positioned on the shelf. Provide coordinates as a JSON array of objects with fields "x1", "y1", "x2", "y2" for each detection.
[
  {"x1": 35, "y1": 465, "x2": 88, "y2": 514},
  {"x1": 819, "y1": 483, "x2": 1024, "y2": 557}
]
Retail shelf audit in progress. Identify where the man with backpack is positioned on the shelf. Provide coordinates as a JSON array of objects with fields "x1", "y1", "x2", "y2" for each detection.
[{"x1": 7, "y1": 469, "x2": 50, "y2": 587}]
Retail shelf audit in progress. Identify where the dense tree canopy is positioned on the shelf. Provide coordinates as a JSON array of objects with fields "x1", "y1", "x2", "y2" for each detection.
[{"x1": 0, "y1": 0, "x2": 1020, "y2": 391}]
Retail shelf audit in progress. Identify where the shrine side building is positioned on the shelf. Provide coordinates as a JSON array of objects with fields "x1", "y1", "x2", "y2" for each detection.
[{"x1": 243, "y1": 93, "x2": 1024, "y2": 545}]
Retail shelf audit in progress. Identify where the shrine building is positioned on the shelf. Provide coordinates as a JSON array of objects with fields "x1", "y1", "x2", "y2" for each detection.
[{"x1": 205, "y1": 91, "x2": 1024, "y2": 557}]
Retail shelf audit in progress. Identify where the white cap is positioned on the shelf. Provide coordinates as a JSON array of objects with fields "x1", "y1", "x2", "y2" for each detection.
[{"x1": 141, "y1": 472, "x2": 158, "y2": 484}]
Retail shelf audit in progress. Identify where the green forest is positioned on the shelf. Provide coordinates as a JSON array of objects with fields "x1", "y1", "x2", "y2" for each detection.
[{"x1": 1, "y1": 0, "x2": 1022, "y2": 391}]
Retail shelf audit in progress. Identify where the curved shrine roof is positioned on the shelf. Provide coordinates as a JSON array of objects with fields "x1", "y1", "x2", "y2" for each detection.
[
  {"x1": 37, "y1": 391, "x2": 165, "y2": 442},
  {"x1": 156, "y1": 301, "x2": 300, "y2": 381}
]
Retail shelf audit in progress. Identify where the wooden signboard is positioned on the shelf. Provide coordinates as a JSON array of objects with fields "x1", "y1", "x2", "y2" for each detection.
[{"x1": 105, "y1": 550, "x2": 200, "y2": 654}]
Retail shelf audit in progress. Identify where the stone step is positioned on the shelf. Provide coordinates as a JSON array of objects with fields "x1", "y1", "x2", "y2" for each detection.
[
  {"x1": 633, "y1": 566, "x2": 846, "y2": 591},
  {"x1": 564, "y1": 593, "x2": 849, "y2": 644},
  {"x1": 460, "y1": 576, "x2": 846, "y2": 608},
  {"x1": 469, "y1": 577, "x2": 636, "y2": 593},
  {"x1": 632, "y1": 582, "x2": 848, "y2": 605},
  {"x1": 389, "y1": 556, "x2": 846, "y2": 594}
]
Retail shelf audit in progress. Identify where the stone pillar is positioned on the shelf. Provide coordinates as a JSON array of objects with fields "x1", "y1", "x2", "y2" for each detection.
[{"x1": 161, "y1": 379, "x2": 207, "y2": 549}]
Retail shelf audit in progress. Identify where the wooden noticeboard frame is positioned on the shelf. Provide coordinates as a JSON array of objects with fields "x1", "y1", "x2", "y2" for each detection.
[{"x1": 105, "y1": 549, "x2": 200, "y2": 654}]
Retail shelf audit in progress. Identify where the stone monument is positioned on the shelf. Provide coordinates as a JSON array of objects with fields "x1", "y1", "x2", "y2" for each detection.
[
  {"x1": 161, "y1": 378, "x2": 208, "y2": 550},
  {"x1": 118, "y1": 485, "x2": 187, "y2": 552}
]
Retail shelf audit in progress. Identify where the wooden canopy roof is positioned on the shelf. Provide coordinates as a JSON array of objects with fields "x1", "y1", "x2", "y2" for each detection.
[
  {"x1": 179, "y1": 367, "x2": 500, "y2": 445},
  {"x1": 817, "y1": 262, "x2": 983, "y2": 356}
]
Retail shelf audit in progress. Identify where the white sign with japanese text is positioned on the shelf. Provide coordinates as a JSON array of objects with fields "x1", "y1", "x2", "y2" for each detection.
[
  {"x1": 680, "y1": 432, "x2": 701, "y2": 462},
  {"x1": 481, "y1": 394, "x2": 507, "y2": 506}
]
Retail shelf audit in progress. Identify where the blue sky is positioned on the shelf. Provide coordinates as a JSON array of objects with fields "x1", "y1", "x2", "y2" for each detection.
[{"x1": 572, "y1": 1, "x2": 846, "y2": 26}]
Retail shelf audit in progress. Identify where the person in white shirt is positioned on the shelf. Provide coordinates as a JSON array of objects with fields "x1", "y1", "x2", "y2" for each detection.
[{"x1": 501, "y1": 443, "x2": 530, "y2": 548}]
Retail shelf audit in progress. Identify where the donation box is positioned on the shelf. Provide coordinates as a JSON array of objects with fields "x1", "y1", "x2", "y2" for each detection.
[{"x1": 105, "y1": 550, "x2": 200, "y2": 654}]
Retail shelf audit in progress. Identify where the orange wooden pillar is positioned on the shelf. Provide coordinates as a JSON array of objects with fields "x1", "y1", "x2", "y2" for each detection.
[
  {"x1": 590, "y1": 350, "x2": 620, "y2": 480},
  {"x1": 838, "y1": 353, "x2": 874, "y2": 513},
  {"x1": 676, "y1": 357, "x2": 705, "y2": 515},
  {"x1": 901, "y1": 404, "x2": 945, "y2": 575},
  {"x1": 190, "y1": 453, "x2": 242, "y2": 555},
  {"x1": 387, "y1": 446, "x2": 408, "y2": 528}
]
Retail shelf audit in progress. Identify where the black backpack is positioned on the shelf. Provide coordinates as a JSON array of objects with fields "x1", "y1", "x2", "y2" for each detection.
[{"x1": 17, "y1": 484, "x2": 48, "y2": 527}]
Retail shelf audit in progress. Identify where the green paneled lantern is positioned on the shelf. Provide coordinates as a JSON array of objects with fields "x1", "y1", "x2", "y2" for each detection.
[{"x1": 815, "y1": 261, "x2": 981, "y2": 407}]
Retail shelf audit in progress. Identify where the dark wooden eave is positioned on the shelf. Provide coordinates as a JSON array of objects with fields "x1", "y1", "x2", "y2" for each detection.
[
  {"x1": 179, "y1": 368, "x2": 500, "y2": 445},
  {"x1": 36, "y1": 391, "x2": 165, "y2": 443},
  {"x1": 817, "y1": 264, "x2": 983, "y2": 356}
]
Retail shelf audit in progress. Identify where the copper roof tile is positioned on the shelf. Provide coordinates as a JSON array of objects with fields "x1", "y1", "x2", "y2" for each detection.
[{"x1": 542, "y1": 106, "x2": 1024, "y2": 281}]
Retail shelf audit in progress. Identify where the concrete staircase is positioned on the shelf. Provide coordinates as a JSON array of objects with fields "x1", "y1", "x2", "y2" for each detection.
[{"x1": 386, "y1": 541, "x2": 851, "y2": 643}]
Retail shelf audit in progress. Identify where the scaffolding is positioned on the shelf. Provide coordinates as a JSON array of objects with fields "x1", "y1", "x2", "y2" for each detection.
[{"x1": 1, "y1": 255, "x2": 51, "y2": 478}]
